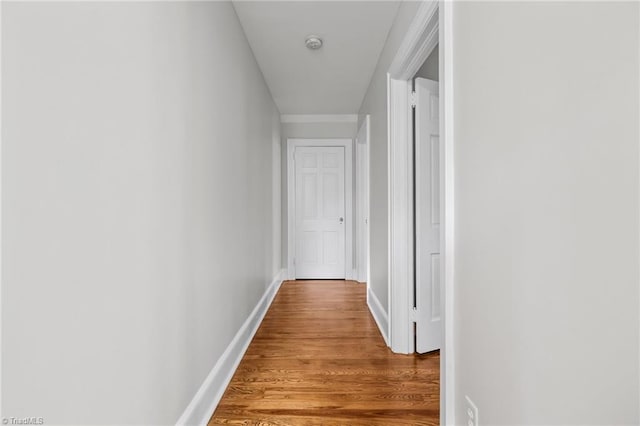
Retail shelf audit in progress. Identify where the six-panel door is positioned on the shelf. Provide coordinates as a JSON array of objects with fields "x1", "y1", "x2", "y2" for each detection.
[
  {"x1": 294, "y1": 146, "x2": 346, "y2": 279},
  {"x1": 415, "y1": 77, "x2": 442, "y2": 353}
]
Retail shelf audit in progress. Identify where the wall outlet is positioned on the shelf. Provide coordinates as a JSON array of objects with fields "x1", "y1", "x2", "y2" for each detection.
[{"x1": 465, "y1": 395, "x2": 479, "y2": 426}]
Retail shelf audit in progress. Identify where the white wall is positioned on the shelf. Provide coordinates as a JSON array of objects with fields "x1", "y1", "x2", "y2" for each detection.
[
  {"x1": 414, "y1": 44, "x2": 438, "y2": 81},
  {"x1": 272, "y1": 112, "x2": 283, "y2": 282},
  {"x1": 358, "y1": 0, "x2": 421, "y2": 312},
  {"x1": 280, "y1": 121, "x2": 357, "y2": 272},
  {"x1": 452, "y1": 2, "x2": 639, "y2": 424},
  {"x1": 2, "y1": 2, "x2": 280, "y2": 424}
]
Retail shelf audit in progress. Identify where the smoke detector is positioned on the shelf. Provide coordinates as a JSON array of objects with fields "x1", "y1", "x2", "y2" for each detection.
[{"x1": 305, "y1": 35, "x2": 323, "y2": 50}]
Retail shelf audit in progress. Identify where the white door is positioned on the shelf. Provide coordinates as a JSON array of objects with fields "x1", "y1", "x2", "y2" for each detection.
[
  {"x1": 415, "y1": 78, "x2": 442, "y2": 353},
  {"x1": 294, "y1": 146, "x2": 346, "y2": 279},
  {"x1": 356, "y1": 117, "x2": 370, "y2": 284}
]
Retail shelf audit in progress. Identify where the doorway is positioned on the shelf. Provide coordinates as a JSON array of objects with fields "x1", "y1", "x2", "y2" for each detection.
[
  {"x1": 386, "y1": 1, "x2": 454, "y2": 423},
  {"x1": 286, "y1": 139, "x2": 354, "y2": 280}
]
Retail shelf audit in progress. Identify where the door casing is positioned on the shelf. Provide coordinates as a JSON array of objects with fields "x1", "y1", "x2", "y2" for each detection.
[
  {"x1": 356, "y1": 116, "x2": 371, "y2": 285},
  {"x1": 287, "y1": 138, "x2": 354, "y2": 281}
]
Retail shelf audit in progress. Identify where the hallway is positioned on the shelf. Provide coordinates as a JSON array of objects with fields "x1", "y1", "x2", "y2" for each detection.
[
  {"x1": 209, "y1": 280, "x2": 439, "y2": 425},
  {"x1": 4, "y1": 1, "x2": 640, "y2": 424}
]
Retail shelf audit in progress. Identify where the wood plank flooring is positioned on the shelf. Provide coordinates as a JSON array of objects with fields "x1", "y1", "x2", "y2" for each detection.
[{"x1": 209, "y1": 280, "x2": 439, "y2": 425}]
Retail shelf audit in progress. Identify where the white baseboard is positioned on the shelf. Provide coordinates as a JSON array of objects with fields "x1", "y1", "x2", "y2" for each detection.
[
  {"x1": 176, "y1": 269, "x2": 286, "y2": 426},
  {"x1": 367, "y1": 287, "x2": 389, "y2": 346}
]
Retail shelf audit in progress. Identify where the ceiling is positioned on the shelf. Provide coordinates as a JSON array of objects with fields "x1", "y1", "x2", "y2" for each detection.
[{"x1": 233, "y1": 1, "x2": 401, "y2": 114}]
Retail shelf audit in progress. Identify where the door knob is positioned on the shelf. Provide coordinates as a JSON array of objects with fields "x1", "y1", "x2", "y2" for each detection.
[{"x1": 339, "y1": 217, "x2": 344, "y2": 224}]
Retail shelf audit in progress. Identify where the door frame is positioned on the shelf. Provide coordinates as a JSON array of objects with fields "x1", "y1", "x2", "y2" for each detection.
[
  {"x1": 356, "y1": 116, "x2": 371, "y2": 284},
  {"x1": 386, "y1": 1, "x2": 454, "y2": 424},
  {"x1": 287, "y1": 138, "x2": 354, "y2": 281}
]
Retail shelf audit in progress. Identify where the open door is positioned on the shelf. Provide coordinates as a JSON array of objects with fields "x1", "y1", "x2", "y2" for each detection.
[{"x1": 415, "y1": 77, "x2": 441, "y2": 353}]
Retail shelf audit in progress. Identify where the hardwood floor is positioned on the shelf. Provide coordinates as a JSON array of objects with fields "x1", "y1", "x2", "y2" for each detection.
[{"x1": 209, "y1": 280, "x2": 439, "y2": 425}]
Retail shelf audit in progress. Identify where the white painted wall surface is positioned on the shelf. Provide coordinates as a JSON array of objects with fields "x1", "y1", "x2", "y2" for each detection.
[
  {"x1": 272, "y1": 111, "x2": 282, "y2": 283},
  {"x1": 452, "y1": 2, "x2": 639, "y2": 424},
  {"x1": 358, "y1": 0, "x2": 421, "y2": 313},
  {"x1": 2, "y1": 2, "x2": 280, "y2": 424},
  {"x1": 280, "y1": 122, "x2": 357, "y2": 271},
  {"x1": 414, "y1": 44, "x2": 438, "y2": 81}
]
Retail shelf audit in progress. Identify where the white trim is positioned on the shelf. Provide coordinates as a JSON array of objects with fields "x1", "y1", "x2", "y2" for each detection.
[
  {"x1": 637, "y1": 0, "x2": 640, "y2": 417},
  {"x1": 388, "y1": 0, "x2": 439, "y2": 80},
  {"x1": 441, "y1": 2, "x2": 456, "y2": 424},
  {"x1": 356, "y1": 115, "x2": 371, "y2": 284},
  {"x1": 287, "y1": 138, "x2": 354, "y2": 281},
  {"x1": 0, "y1": 1, "x2": 4, "y2": 420},
  {"x1": 175, "y1": 269, "x2": 286, "y2": 426},
  {"x1": 367, "y1": 287, "x2": 389, "y2": 346},
  {"x1": 280, "y1": 114, "x2": 358, "y2": 124},
  {"x1": 387, "y1": 76, "x2": 414, "y2": 355},
  {"x1": 287, "y1": 142, "x2": 295, "y2": 280}
]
